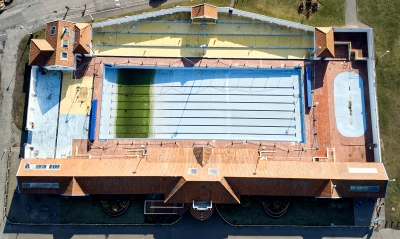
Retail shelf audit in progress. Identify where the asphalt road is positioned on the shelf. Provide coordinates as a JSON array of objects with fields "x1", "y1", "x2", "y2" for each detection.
[
  {"x1": 0, "y1": 0, "x2": 400, "y2": 238},
  {"x1": 1, "y1": 212, "x2": 395, "y2": 239}
]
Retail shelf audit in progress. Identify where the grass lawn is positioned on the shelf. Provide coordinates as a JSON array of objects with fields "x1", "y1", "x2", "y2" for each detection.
[
  {"x1": 217, "y1": 196, "x2": 354, "y2": 226},
  {"x1": 61, "y1": 198, "x2": 145, "y2": 224},
  {"x1": 357, "y1": 1, "x2": 400, "y2": 224},
  {"x1": 116, "y1": 68, "x2": 155, "y2": 138},
  {"x1": 13, "y1": 29, "x2": 45, "y2": 131},
  {"x1": 96, "y1": 0, "x2": 344, "y2": 27}
]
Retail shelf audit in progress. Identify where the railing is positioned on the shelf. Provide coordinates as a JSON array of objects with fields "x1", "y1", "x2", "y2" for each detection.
[{"x1": 92, "y1": 6, "x2": 314, "y2": 32}]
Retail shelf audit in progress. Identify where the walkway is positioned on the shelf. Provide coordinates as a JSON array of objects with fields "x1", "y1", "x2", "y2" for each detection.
[{"x1": 345, "y1": 0, "x2": 358, "y2": 27}]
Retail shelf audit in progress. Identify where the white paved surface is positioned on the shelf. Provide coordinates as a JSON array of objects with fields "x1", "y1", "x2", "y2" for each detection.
[
  {"x1": 56, "y1": 114, "x2": 90, "y2": 158},
  {"x1": 99, "y1": 67, "x2": 118, "y2": 140},
  {"x1": 29, "y1": 70, "x2": 61, "y2": 158},
  {"x1": 334, "y1": 72, "x2": 366, "y2": 137}
]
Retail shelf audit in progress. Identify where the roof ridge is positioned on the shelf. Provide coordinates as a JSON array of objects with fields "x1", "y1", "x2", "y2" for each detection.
[
  {"x1": 63, "y1": 177, "x2": 88, "y2": 196},
  {"x1": 164, "y1": 178, "x2": 186, "y2": 202},
  {"x1": 315, "y1": 179, "x2": 341, "y2": 198},
  {"x1": 219, "y1": 178, "x2": 240, "y2": 203}
]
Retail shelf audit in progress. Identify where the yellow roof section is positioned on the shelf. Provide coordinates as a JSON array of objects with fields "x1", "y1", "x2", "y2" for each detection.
[
  {"x1": 75, "y1": 23, "x2": 90, "y2": 30},
  {"x1": 31, "y1": 39, "x2": 54, "y2": 51}
]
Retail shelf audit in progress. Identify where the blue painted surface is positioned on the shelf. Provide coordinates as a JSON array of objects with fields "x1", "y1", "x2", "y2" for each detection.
[
  {"x1": 30, "y1": 70, "x2": 61, "y2": 158},
  {"x1": 306, "y1": 67, "x2": 312, "y2": 108},
  {"x1": 56, "y1": 114, "x2": 89, "y2": 158},
  {"x1": 89, "y1": 99, "x2": 98, "y2": 141},
  {"x1": 27, "y1": 131, "x2": 33, "y2": 144}
]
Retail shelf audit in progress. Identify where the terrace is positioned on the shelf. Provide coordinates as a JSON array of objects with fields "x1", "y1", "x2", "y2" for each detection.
[{"x1": 92, "y1": 12, "x2": 314, "y2": 59}]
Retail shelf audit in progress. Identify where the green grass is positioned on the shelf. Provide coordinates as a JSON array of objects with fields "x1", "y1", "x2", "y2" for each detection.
[
  {"x1": 233, "y1": 0, "x2": 344, "y2": 27},
  {"x1": 13, "y1": 29, "x2": 46, "y2": 131},
  {"x1": 95, "y1": 0, "x2": 344, "y2": 27},
  {"x1": 116, "y1": 68, "x2": 155, "y2": 138},
  {"x1": 357, "y1": 1, "x2": 400, "y2": 225},
  {"x1": 217, "y1": 196, "x2": 354, "y2": 226},
  {"x1": 61, "y1": 198, "x2": 145, "y2": 224}
]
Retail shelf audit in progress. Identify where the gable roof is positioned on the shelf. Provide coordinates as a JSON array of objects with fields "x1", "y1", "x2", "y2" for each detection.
[
  {"x1": 62, "y1": 177, "x2": 88, "y2": 196},
  {"x1": 44, "y1": 20, "x2": 75, "y2": 67},
  {"x1": 315, "y1": 179, "x2": 341, "y2": 198},
  {"x1": 315, "y1": 27, "x2": 335, "y2": 58},
  {"x1": 29, "y1": 39, "x2": 54, "y2": 65},
  {"x1": 31, "y1": 39, "x2": 54, "y2": 51},
  {"x1": 191, "y1": 4, "x2": 218, "y2": 20},
  {"x1": 29, "y1": 20, "x2": 92, "y2": 68},
  {"x1": 17, "y1": 154, "x2": 388, "y2": 202},
  {"x1": 73, "y1": 23, "x2": 92, "y2": 55},
  {"x1": 164, "y1": 181, "x2": 240, "y2": 204},
  {"x1": 193, "y1": 147, "x2": 213, "y2": 167}
]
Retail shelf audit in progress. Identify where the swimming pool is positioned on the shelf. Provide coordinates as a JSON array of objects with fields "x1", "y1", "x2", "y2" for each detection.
[
  {"x1": 334, "y1": 72, "x2": 366, "y2": 137},
  {"x1": 100, "y1": 66, "x2": 305, "y2": 142}
]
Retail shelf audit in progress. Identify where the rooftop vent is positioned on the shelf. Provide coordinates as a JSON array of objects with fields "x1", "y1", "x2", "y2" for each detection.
[
  {"x1": 208, "y1": 168, "x2": 218, "y2": 175},
  {"x1": 188, "y1": 168, "x2": 198, "y2": 175}
]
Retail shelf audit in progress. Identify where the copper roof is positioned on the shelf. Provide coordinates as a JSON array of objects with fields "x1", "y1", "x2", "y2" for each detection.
[
  {"x1": 193, "y1": 147, "x2": 213, "y2": 167},
  {"x1": 315, "y1": 27, "x2": 335, "y2": 58},
  {"x1": 73, "y1": 23, "x2": 91, "y2": 55},
  {"x1": 316, "y1": 180, "x2": 341, "y2": 198},
  {"x1": 31, "y1": 39, "x2": 54, "y2": 51},
  {"x1": 191, "y1": 4, "x2": 218, "y2": 19},
  {"x1": 29, "y1": 20, "x2": 92, "y2": 67},
  {"x1": 18, "y1": 148, "x2": 388, "y2": 202},
  {"x1": 29, "y1": 40, "x2": 54, "y2": 65},
  {"x1": 17, "y1": 149, "x2": 388, "y2": 180},
  {"x1": 62, "y1": 177, "x2": 87, "y2": 196},
  {"x1": 44, "y1": 20, "x2": 75, "y2": 67}
]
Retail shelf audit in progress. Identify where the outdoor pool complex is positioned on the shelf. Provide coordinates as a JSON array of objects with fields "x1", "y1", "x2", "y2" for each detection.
[{"x1": 100, "y1": 67, "x2": 305, "y2": 142}]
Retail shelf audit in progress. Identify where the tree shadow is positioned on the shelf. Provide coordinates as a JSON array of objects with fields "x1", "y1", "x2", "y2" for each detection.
[{"x1": 149, "y1": 0, "x2": 167, "y2": 8}]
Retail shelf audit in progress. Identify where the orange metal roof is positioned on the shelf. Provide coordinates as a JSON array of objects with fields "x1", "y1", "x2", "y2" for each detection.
[
  {"x1": 17, "y1": 152, "x2": 388, "y2": 202},
  {"x1": 31, "y1": 39, "x2": 54, "y2": 51},
  {"x1": 315, "y1": 27, "x2": 335, "y2": 58},
  {"x1": 73, "y1": 23, "x2": 91, "y2": 54},
  {"x1": 191, "y1": 4, "x2": 218, "y2": 19},
  {"x1": 44, "y1": 20, "x2": 75, "y2": 67},
  {"x1": 316, "y1": 180, "x2": 341, "y2": 198},
  {"x1": 62, "y1": 177, "x2": 87, "y2": 196},
  {"x1": 17, "y1": 148, "x2": 387, "y2": 181}
]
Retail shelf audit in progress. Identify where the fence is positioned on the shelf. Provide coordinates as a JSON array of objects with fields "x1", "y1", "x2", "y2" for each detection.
[{"x1": 92, "y1": 6, "x2": 314, "y2": 32}]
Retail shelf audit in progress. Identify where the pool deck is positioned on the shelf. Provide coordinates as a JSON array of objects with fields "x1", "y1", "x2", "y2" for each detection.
[{"x1": 70, "y1": 56, "x2": 374, "y2": 163}]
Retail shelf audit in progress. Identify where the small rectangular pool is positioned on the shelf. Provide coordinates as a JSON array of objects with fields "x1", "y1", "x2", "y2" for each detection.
[{"x1": 100, "y1": 66, "x2": 305, "y2": 142}]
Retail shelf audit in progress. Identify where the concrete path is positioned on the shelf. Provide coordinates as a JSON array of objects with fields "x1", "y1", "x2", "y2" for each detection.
[
  {"x1": 345, "y1": 0, "x2": 358, "y2": 26},
  {"x1": 3, "y1": 213, "x2": 400, "y2": 239}
]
